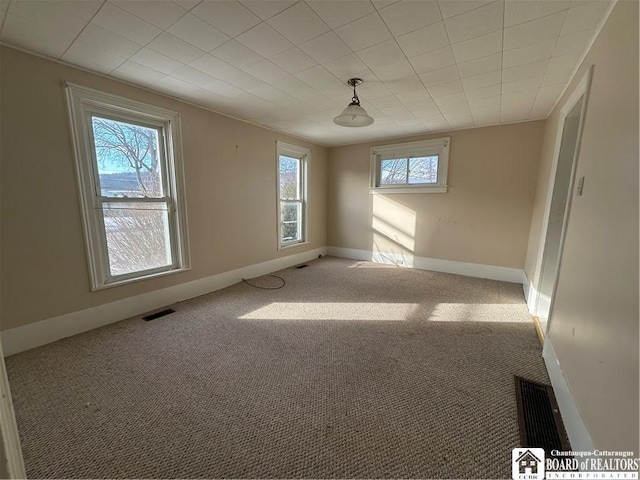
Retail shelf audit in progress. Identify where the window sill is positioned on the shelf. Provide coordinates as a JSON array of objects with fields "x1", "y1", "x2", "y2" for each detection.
[
  {"x1": 278, "y1": 241, "x2": 309, "y2": 251},
  {"x1": 92, "y1": 266, "x2": 191, "y2": 291},
  {"x1": 369, "y1": 185, "x2": 448, "y2": 194}
]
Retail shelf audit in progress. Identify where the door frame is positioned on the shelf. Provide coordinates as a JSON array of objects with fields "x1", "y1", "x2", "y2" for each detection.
[
  {"x1": 529, "y1": 65, "x2": 594, "y2": 332},
  {"x1": 0, "y1": 340, "x2": 26, "y2": 479}
]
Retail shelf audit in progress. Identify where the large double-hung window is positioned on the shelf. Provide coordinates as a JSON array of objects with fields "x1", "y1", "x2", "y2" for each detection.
[
  {"x1": 277, "y1": 141, "x2": 308, "y2": 249},
  {"x1": 66, "y1": 84, "x2": 189, "y2": 289}
]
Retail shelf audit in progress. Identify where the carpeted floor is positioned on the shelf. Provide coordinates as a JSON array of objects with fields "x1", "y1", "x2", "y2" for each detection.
[{"x1": 6, "y1": 256, "x2": 549, "y2": 479}]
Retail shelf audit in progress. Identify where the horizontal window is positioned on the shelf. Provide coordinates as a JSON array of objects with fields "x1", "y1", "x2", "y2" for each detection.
[{"x1": 370, "y1": 137, "x2": 450, "y2": 194}]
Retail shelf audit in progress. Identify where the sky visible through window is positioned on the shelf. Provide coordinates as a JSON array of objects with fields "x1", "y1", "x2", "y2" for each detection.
[{"x1": 380, "y1": 155, "x2": 438, "y2": 185}]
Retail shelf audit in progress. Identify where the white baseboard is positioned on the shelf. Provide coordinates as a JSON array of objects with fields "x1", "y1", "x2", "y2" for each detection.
[
  {"x1": 0, "y1": 344, "x2": 26, "y2": 478},
  {"x1": 522, "y1": 272, "x2": 531, "y2": 305},
  {"x1": 1, "y1": 247, "x2": 326, "y2": 357},
  {"x1": 542, "y1": 338, "x2": 595, "y2": 452},
  {"x1": 327, "y1": 246, "x2": 524, "y2": 284}
]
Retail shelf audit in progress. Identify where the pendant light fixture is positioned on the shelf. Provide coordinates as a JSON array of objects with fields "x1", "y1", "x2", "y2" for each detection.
[{"x1": 333, "y1": 78, "x2": 374, "y2": 127}]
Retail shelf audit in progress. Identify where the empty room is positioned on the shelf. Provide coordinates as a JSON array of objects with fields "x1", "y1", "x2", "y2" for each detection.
[{"x1": 0, "y1": 0, "x2": 638, "y2": 478}]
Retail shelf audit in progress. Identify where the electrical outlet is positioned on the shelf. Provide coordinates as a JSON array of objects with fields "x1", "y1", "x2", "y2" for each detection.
[
  {"x1": 396, "y1": 259, "x2": 404, "y2": 265},
  {"x1": 576, "y1": 176, "x2": 585, "y2": 196}
]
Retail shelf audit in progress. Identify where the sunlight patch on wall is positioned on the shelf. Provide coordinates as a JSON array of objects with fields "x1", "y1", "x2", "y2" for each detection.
[
  {"x1": 239, "y1": 302, "x2": 420, "y2": 321},
  {"x1": 372, "y1": 195, "x2": 416, "y2": 266}
]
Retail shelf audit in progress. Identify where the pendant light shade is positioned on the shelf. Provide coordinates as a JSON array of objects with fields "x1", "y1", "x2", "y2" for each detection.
[{"x1": 334, "y1": 78, "x2": 374, "y2": 127}]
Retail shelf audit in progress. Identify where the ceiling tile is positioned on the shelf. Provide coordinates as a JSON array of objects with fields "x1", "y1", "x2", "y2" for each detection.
[
  {"x1": 62, "y1": 41, "x2": 126, "y2": 74},
  {"x1": 167, "y1": 13, "x2": 230, "y2": 51},
  {"x1": 438, "y1": 0, "x2": 494, "y2": 19},
  {"x1": 335, "y1": 11, "x2": 391, "y2": 51},
  {"x1": 296, "y1": 65, "x2": 345, "y2": 96},
  {"x1": 372, "y1": 1, "x2": 400, "y2": 9},
  {"x1": 240, "y1": 0, "x2": 296, "y2": 20},
  {"x1": 457, "y1": 52, "x2": 501, "y2": 78},
  {"x1": 504, "y1": 0, "x2": 570, "y2": 27},
  {"x1": 451, "y1": 30, "x2": 502, "y2": 63},
  {"x1": 111, "y1": 1, "x2": 187, "y2": 29},
  {"x1": 501, "y1": 76, "x2": 543, "y2": 94},
  {"x1": 171, "y1": 64, "x2": 218, "y2": 86},
  {"x1": 395, "y1": 88, "x2": 432, "y2": 103},
  {"x1": 356, "y1": 39, "x2": 404, "y2": 69},
  {"x1": 299, "y1": 31, "x2": 352, "y2": 64},
  {"x1": 322, "y1": 53, "x2": 368, "y2": 80},
  {"x1": 419, "y1": 64, "x2": 459, "y2": 86},
  {"x1": 91, "y1": 2, "x2": 161, "y2": 45},
  {"x1": 202, "y1": 79, "x2": 245, "y2": 98},
  {"x1": 211, "y1": 39, "x2": 263, "y2": 69},
  {"x1": 444, "y1": 1, "x2": 503, "y2": 44},
  {"x1": 244, "y1": 59, "x2": 291, "y2": 84},
  {"x1": 396, "y1": 21, "x2": 449, "y2": 58},
  {"x1": 541, "y1": 68, "x2": 574, "y2": 86},
  {"x1": 192, "y1": 0, "x2": 261, "y2": 37},
  {"x1": 173, "y1": 0, "x2": 202, "y2": 11},
  {"x1": 111, "y1": 60, "x2": 167, "y2": 85},
  {"x1": 74, "y1": 23, "x2": 143, "y2": 58},
  {"x1": 503, "y1": 39, "x2": 555, "y2": 68},
  {"x1": 460, "y1": 71, "x2": 501, "y2": 90},
  {"x1": 236, "y1": 22, "x2": 293, "y2": 58},
  {"x1": 546, "y1": 52, "x2": 582, "y2": 73},
  {"x1": 7, "y1": 1, "x2": 88, "y2": 38},
  {"x1": 503, "y1": 11, "x2": 565, "y2": 50},
  {"x1": 371, "y1": 59, "x2": 414, "y2": 82},
  {"x1": 377, "y1": 0, "x2": 442, "y2": 36},
  {"x1": 48, "y1": 0, "x2": 104, "y2": 21},
  {"x1": 270, "y1": 46, "x2": 317, "y2": 74},
  {"x1": 428, "y1": 80, "x2": 464, "y2": 98},
  {"x1": 1, "y1": 15, "x2": 74, "y2": 58},
  {"x1": 267, "y1": 2, "x2": 330, "y2": 45},
  {"x1": 434, "y1": 92, "x2": 467, "y2": 107},
  {"x1": 130, "y1": 47, "x2": 183, "y2": 74},
  {"x1": 553, "y1": 29, "x2": 593, "y2": 56},
  {"x1": 464, "y1": 83, "x2": 501, "y2": 100},
  {"x1": 408, "y1": 46, "x2": 455, "y2": 74},
  {"x1": 386, "y1": 75, "x2": 423, "y2": 94},
  {"x1": 468, "y1": 95, "x2": 500, "y2": 111},
  {"x1": 561, "y1": 0, "x2": 612, "y2": 35},
  {"x1": 502, "y1": 60, "x2": 548, "y2": 82},
  {"x1": 148, "y1": 32, "x2": 205, "y2": 63},
  {"x1": 307, "y1": 0, "x2": 374, "y2": 29}
]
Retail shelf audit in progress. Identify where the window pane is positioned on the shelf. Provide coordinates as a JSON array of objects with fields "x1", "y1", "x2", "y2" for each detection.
[
  {"x1": 279, "y1": 155, "x2": 299, "y2": 200},
  {"x1": 380, "y1": 158, "x2": 408, "y2": 184},
  {"x1": 280, "y1": 201, "x2": 301, "y2": 243},
  {"x1": 409, "y1": 155, "x2": 439, "y2": 184},
  {"x1": 92, "y1": 116, "x2": 164, "y2": 198},
  {"x1": 102, "y1": 202, "x2": 172, "y2": 277}
]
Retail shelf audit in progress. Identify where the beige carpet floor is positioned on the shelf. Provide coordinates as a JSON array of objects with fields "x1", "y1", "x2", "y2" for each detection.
[{"x1": 6, "y1": 256, "x2": 549, "y2": 479}]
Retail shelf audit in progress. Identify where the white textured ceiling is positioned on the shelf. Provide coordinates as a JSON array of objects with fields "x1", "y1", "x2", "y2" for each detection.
[{"x1": 0, "y1": 0, "x2": 613, "y2": 146}]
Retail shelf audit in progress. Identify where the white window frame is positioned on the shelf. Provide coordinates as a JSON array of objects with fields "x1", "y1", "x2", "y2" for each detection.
[
  {"x1": 370, "y1": 137, "x2": 450, "y2": 194},
  {"x1": 276, "y1": 141, "x2": 309, "y2": 250},
  {"x1": 65, "y1": 83, "x2": 190, "y2": 290}
]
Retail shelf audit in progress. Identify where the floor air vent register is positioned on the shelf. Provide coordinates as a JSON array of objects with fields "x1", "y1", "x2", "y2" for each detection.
[
  {"x1": 514, "y1": 376, "x2": 571, "y2": 453},
  {"x1": 142, "y1": 308, "x2": 176, "y2": 321}
]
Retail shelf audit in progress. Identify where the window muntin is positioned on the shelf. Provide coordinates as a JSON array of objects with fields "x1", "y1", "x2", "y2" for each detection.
[
  {"x1": 66, "y1": 83, "x2": 189, "y2": 289},
  {"x1": 371, "y1": 137, "x2": 450, "y2": 194},
  {"x1": 277, "y1": 142, "x2": 308, "y2": 249}
]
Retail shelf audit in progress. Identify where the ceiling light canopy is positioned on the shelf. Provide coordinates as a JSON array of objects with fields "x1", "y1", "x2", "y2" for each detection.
[{"x1": 333, "y1": 78, "x2": 374, "y2": 128}]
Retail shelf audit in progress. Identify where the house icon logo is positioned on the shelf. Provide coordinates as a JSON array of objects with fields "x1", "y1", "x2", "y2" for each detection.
[{"x1": 512, "y1": 448, "x2": 545, "y2": 480}]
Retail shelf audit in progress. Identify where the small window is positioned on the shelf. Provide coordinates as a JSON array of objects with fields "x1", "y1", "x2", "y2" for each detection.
[
  {"x1": 277, "y1": 142, "x2": 308, "y2": 249},
  {"x1": 66, "y1": 83, "x2": 190, "y2": 289},
  {"x1": 370, "y1": 137, "x2": 450, "y2": 193}
]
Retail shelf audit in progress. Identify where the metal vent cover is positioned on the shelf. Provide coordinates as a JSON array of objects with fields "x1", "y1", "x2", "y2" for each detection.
[
  {"x1": 142, "y1": 308, "x2": 176, "y2": 321},
  {"x1": 515, "y1": 376, "x2": 571, "y2": 453}
]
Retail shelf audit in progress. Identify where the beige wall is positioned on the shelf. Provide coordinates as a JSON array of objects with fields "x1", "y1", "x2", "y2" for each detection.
[
  {"x1": 0, "y1": 47, "x2": 327, "y2": 331},
  {"x1": 525, "y1": 1, "x2": 638, "y2": 451},
  {"x1": 328, "y1": 122, "x2": 545, "y2": 269}
]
